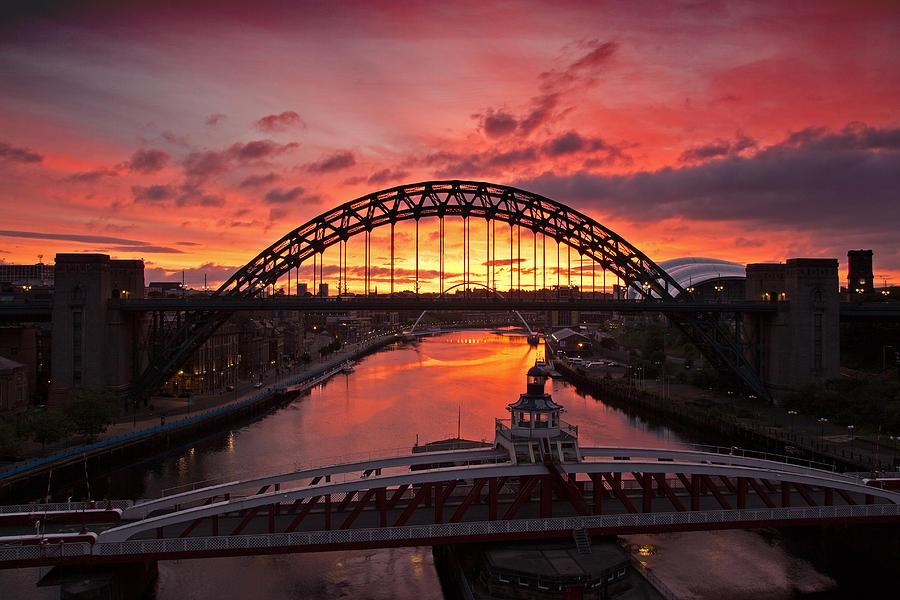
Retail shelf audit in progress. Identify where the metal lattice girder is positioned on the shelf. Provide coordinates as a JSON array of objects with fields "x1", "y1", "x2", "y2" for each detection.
[{"x1": 134, "y1": 180, "x2": 766, "y2": 399}]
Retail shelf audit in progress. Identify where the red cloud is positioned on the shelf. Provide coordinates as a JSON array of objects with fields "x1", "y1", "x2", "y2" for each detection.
[{"x1": 255, "y1": 111, "x2": 305, "y2": 132}]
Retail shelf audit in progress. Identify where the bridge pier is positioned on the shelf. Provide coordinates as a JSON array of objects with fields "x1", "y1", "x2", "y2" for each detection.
[
  {"x1": 41, "y1": 561, "x2": 158, "y2": 600},
  {"x1": 49, "y1": 254, "x2": 147, "y2": 406},
  {"x1": 744, "y1": 258, "x2": 840, "y2": 393}
]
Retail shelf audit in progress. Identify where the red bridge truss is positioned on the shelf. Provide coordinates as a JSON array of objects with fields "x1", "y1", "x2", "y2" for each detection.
[{"x1": 2, "y1": 446, "x2": 898, "y2": 568}]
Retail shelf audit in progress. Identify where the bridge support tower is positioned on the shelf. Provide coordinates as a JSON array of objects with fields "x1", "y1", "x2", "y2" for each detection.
[
  {"x1": 49, "y1": 254, "x2": 147, "y2": 406},
  {"x1": 744, "y1": 258, "x2": 839, "y2": 394}
]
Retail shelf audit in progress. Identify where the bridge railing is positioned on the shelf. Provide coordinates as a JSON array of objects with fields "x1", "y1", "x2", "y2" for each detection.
[
  {"x1": 579, "y1": 442, "x2": 837, "y2": 473},
  {"x1": 159, "y1": 445, "x2": 509, "y2": 499},
  {"x1": 5, "y1": 504, "x2": 900, "y2": 567}
]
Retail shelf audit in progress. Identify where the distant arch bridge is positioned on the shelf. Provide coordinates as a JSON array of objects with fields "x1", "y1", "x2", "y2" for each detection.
[{"x1": 134, "y1": 181, "x2": 766, "y2": 400}]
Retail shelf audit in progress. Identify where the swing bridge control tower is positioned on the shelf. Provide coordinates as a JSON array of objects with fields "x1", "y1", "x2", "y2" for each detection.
[{"x1": 494, "y1": 365, "x2": 582, "y2": 465}]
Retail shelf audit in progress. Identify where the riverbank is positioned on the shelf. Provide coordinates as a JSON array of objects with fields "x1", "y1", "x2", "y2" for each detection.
[
  {"x1": 552, "y1": 359, "x2": 899, "y2": 473},
  {"x1": 0, "y1": 334, "x2": 398, "y2": 502}
]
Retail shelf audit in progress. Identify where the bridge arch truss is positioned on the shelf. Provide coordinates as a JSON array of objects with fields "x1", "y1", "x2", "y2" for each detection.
[{"x1": 137, "y1": 181, "x2": 766, "y2": 399}]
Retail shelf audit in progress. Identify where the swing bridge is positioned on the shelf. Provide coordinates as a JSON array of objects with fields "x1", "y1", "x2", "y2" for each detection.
[{"x1": 1, "y1": 443, "x2": 899, "y2": 569}]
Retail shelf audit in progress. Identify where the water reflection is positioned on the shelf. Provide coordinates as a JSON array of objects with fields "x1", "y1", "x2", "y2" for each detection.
[{"x1": 0, "y1": 331, "x2": 831, "y2": 598}]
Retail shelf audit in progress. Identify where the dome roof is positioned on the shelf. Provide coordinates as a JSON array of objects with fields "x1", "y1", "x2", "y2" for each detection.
[
  {"x1": 527, "y1": 365, "x2": 547, "y2": 377},
  {"x1": 627, "y1": 257, "x2": 745, "y2": 299},
  {"x1": 508, "y1": 393, "x2": 563, "y2": 412}
]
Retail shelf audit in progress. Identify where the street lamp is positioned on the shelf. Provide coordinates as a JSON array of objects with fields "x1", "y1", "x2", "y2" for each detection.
[
  {"x1": 788, "y1": 410, "x2": 797, "y2": 435},
  {"x1": 847, "y1": 425, "x2": 855, "y2": 441},
  {"x1": 818, "y1": 417, "x2": 828, "y2": 445}
]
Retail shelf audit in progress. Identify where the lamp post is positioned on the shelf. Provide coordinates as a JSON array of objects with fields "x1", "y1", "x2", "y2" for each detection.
[
  {"x1": 847, "y1": 425, "x2": 855, "y2": 441},
  {"x1": 788, "y1": 410, "x2": 797, "y2": 436},
  {"x1": 818, "y1": 417, "x2": 828, "y2": 447}
]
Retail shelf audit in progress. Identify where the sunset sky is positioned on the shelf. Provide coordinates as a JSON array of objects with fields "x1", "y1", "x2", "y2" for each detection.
[{"x1": 1, "y1": 0, "x2": 898, "y2": 292}]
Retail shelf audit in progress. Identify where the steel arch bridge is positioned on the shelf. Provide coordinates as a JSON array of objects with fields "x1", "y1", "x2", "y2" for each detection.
[{"x1": 135, "y1": 180, "x2": 765, "y2": 400}]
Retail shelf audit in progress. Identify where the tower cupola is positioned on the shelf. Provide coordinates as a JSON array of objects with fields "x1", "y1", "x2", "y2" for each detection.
[
  {"x1": 505, "y1": 365, "x2": 563, "y2": 439},
  {"x1": 526, "y1": 364, "x2": 548, "y2": 395}
]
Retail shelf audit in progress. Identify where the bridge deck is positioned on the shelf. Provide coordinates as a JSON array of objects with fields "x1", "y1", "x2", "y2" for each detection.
[{"x1": 2, "y1": 446, "x2": 899, "y2": 568}]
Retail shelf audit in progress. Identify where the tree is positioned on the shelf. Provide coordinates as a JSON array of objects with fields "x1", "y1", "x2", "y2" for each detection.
[
  {"x1": 0, "y1": 420, "x2": 21, "y2": 459},
  {"x1": 64, "y1": 388, "x2": 119, "y2": 441},
  {"x1": 27, "y1": 409, "x2": 71, "y2": 450}
]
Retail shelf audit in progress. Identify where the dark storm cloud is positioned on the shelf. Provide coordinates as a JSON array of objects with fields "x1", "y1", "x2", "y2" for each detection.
[
  {"x1": 175, "y1": 183, "x2": 226, "y2": 207},
  {"x1": 0, "y1": 227, "x2": 184, "y2": 253},
  {"x1": 65, "y1": 168, "x2": 117, "y2": 182},
  {"x1": 183, "y1": 140, "x2": 298, "y2": 180},
  {"x1": 517, "y1": 93, "x2": 558, "y2": 136},
  {"x1": 365, "y1": 168, "x2": 409, "y2": 186},
  {"x1": 306, "y1": 150, "x2": 356, "y2": 173},
  {"x1": 481, "y1": 110, "x2": 519, "y2": 138},
  {"x1": 344, "y1": 168, "x2": 410, "y2": 187},
  {"x1": 518, "y1": 124, "x2": 900, "y2": 232},
  {"x1": 239, "y1": 172, "x2": 281, "y2": 188},
  {"x1": 231, "y1": 140, "x2": 299, "y2": 161},
  {"x1": 679, "y1": 140, "x2": 732, "y2": 162},
  {"x1": 487, "y1": 147, "x2": 538, "y2": 168},
  {"x1": 125, "y1": 148, "x2": 170, "y2": 173},
  {"x1": 477, "y1": 40, "x2": 616, "y2": 140},
  {"x1": 542, "y1": 131, "x2": 610, "y2": 156},
  {"x1": 782, "y1": 122, "x2": 900, "y2": 151},
  {"x1": 183, "y1": 150, "x2": 231, "y2": 179},
  {"x1": 0, "y1": 141, "x2": 43, "y2": 164},
  {"x1": 679, "y1": 134, "x2": 757, "y2": 163},
  {"x1": 264, "y1": 186, "x2": 306, "y2": 204},
  {"x1": 129, "y1": 182, "x2": 224, "y2": 210},
  {"x1": 422, "y1": 132, "x2": 626, "y2": 178},
  {"x1": 0, "y1": 229, "x2": 145, "y2": 245},
  {"x1": 111, "y1": 245, "x2": 184, "y2": 253},
  {"x1": 478, "y1": 95, "x2": 558, "y2": 138},
  {"x1": 255, "y1": 111, "x2": 305, "y2": 132},
  {"x1": 568, "y1": 41, "x2": 618, "y2": 71},
  {"x1": 131, "y1": 184, "x2": 177, "y2": 204}
]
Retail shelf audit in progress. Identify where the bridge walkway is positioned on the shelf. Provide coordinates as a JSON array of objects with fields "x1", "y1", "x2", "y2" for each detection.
[{"x1": 2, "y1": 446, "x2": 899, "y2": 568}]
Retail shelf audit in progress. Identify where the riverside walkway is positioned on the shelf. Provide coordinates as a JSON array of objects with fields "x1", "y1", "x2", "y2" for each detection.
[{"x1": 0, "y1": 334, "x2": 398, "y2": 490}]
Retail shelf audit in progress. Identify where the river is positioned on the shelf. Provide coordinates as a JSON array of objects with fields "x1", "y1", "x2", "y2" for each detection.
[{"x1": 2, "y1": 331, "x2": 838, "y2": 598}]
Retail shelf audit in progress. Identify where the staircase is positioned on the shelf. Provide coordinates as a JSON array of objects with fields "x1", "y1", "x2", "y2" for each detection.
[{"x1": 573, "y1": 528, "x2": 592, "y2": 555}]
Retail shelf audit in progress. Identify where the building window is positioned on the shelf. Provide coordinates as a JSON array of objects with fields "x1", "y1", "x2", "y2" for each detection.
[
  {"x1": 73, "y1": 311, "x2": 82, "y2": 386},
  {"x1": 814, "y1": 313, "x2": 823, "y2": 371}
]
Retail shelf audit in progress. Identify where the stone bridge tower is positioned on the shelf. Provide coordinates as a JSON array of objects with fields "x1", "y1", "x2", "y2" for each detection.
[
  {"x1": 743, "y1": 258, "x2": 839, "y2": 395},
  {"x1": 49, "y1": 254, "x2": 146, "y2": 406}
]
